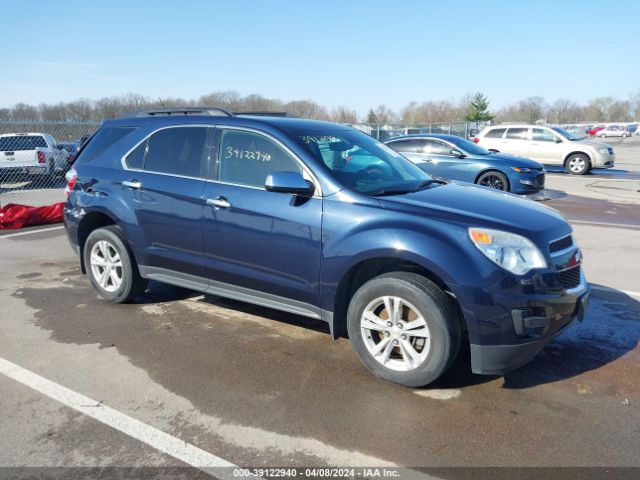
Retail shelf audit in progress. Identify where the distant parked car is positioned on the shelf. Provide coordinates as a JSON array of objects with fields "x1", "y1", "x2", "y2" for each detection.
[
  {"x1": 587, "y1": 125, "x2": 605, "y2": 136},
  {"x1": 0, "y1": 133, "x2": 68, "y2": 178},
  {"x1": 563, "y1": 125, "x2": 588, "y2": 138},
  {"x1": 385, "y1": 134, "x2": 545, "y2": 194},
  {"x1": 596, "y1": 125, "x2": 631, "y2": 138},
  {"x1": 475, "y1": 125, "x2": 615, "y2": 175},
  {"x1": 57, "y1": 142, "x2": 82, "y2": 166}
]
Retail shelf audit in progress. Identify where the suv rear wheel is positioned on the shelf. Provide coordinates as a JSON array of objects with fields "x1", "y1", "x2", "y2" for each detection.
[
  {"x1": 84, "y1": 226, "x2": 146, "y2": 303},
  {"x1": 347, "y1": 272, "x2": 461, "y2": 387},
  {"x1": 565, "y1": 153, "x2": 590, "y2": 175}
]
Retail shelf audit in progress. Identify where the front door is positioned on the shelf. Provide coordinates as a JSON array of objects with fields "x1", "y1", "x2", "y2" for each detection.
[
  {"x1": 202, "y1": 128, "x2": 322, "y2": 310},
  {"x1": 529, "y1": 128, "x2": 564, "y2": 166}
]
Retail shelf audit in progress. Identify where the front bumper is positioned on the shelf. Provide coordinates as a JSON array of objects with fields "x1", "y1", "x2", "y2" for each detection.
[
  {"x1": 470, "y1": 281, "x2": 589, "y2": 375},
  {"x1": 512, "y1": 172, "x2": 545, "y2": 194},
  {"x1": 593, "y1": 151, "x2": 615, "y2": 168}
]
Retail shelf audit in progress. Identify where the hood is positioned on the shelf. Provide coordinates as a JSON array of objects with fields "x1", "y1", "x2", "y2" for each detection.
[
  {"x1": 574, "y1": 139, "x2": 613, "y2": 149},
  {"x1": 376, "y1": 181, "x2": 570, "y2": 245},
  {"x1": 483, "y1": 152, "x2": 544, "y2": 169}
]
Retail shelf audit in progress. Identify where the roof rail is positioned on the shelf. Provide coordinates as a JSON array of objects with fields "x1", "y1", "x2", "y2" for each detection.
[
  {"x1": 129, "y1": 107, "x2": 233, "y2": 117},
  {"x1": 233, "y1": 111, "x2": 293, "y2": 117}
]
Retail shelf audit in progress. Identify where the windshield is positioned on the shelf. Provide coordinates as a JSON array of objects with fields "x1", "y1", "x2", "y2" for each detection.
[
  {"x1": 551, "y1": 126, "x2": 582, "y2": 140},
  {"x1": 446, "y1": 136, "x2": 491, "y2": 155},
  {"x1": 296, "y1": 129, "x2": 435, "y2": 196}
]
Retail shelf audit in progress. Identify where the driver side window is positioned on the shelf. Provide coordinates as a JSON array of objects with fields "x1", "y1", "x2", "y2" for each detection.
[
  {"x1": 532, "y1": 128, "x2": 559, "y2": 142},
  {"x1": 217, "y1": 129, "x2": 302, "y2": 188},
  {"x1": 420, "y1": 140, "x2": 451, "y2": 156}
]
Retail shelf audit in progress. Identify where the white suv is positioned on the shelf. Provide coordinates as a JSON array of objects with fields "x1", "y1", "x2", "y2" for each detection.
[{"x1": 475, "y1": 124, "x2": 615, "y2": 175}]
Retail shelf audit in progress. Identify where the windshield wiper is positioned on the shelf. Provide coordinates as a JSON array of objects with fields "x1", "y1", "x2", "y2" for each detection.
[
  {"x1": 369, "y1": 179, "x2": 449, "y2": 197},
  {"x1": 411, "y1": 179, "x2": 449, "y2": 191},
  {"x1": 369, "y1": 188, "x2": 415, "y2": 197}
]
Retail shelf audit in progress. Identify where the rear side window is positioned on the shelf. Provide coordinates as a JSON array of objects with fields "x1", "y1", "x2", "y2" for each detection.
[
  {"x1": 387, "y1": 139, "x2": 421, "y2": 153},
  {"x1": 144, "y1": 127, "x2": 208, "y2": 177},
  {"x1": 218, "y1": 129, "x2": 302, "y2": 188},
  {"x1": 75, "y1": 127, "x2": 136, "y2": 163},
  {"x1": 421, "y1": 140, "x2": 451, "y2": 155},
  {"x1": 484, "y1": 128, "x2": 506, "y2": 139},
  {"x1": 506, "y1": 128, "x2": 529, "y2": 140},
  {"x1": 0, "y1": 135, "x2": 47, "y2": 151}
]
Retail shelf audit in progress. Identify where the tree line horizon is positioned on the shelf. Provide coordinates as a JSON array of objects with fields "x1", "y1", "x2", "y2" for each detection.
[{"x1": 1, "y1": 90, "x2": 639, "y2": 125}]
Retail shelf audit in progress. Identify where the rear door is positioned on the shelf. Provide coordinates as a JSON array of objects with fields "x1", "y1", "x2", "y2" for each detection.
[
  {"x1": 502, "y1": 127, "x2": 530, "y2": 157},
  {"x1": 120, "y1": 125, "x2": 211, "y2": 277},
  {"x1": 201, "y1": 127, "x2": 322, "y2": 310}
]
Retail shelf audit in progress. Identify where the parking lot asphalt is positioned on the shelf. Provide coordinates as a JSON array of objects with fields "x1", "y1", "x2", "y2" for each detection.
[{"x1": 1, "y1": 139, "x2": 639, "y2": 478}]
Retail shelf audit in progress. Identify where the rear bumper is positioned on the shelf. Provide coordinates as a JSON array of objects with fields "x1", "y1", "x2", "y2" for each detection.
[
  {"x1": 0, "y1": 165, "x2": 48, "y2": 175},
  {"x1": 470, "y1": 287, "x2": 589, "y2": 375}
]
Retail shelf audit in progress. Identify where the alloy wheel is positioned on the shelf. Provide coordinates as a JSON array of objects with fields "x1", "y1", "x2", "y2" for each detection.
[
  {"x1": 360, "y1": 296, "x2": 431, "y2": 371},
  {"x1": 90, "y1": 240, "x2": 123, "y2": 293}
]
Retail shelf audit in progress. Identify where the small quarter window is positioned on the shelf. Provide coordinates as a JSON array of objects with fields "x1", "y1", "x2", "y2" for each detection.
[{"x1": 125, "y1": 141, "x2": 146, "y2": 169}]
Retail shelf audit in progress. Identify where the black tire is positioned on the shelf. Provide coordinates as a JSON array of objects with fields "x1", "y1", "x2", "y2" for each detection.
[
  {"x1": 347, "y1": 272, "x2": 461, "y2": 387},
  {"x1": 83, "y1": 225, "x2": 146, "y2": 303},
  {"x1": 476, "y1": 170, "x2": 510, "y2": 191},
  {"x1": 565, "y1": 153, "x2": 591, "y2": 175}
]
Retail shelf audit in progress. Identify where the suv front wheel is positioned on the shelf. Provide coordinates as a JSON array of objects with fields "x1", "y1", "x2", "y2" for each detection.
[
  {"x1": 565, "y1": 153, "x2": 591, "y2": 175},
  {"x1": 84, "y1": 226, "x2": 146, "y2": 303},
  {"x1": 347, "y1": 272, "x2": 461, "y2": 387}
]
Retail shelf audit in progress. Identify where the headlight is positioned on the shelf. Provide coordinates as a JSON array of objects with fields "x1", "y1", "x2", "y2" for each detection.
[
  {"x1": 510, "y1": 167, "x2": 533, "y2": 173},
  {"x1": 468, "y1": 228, "x2": 547, "y2": 275},
  {"x1": 598, "y1": 148, "x2": 610, "y2": 154}
]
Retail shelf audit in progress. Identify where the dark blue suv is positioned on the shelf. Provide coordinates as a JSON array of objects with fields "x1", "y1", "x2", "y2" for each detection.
[{"x1": 64, "y1": 108, "x2": 589, "y2": 387}]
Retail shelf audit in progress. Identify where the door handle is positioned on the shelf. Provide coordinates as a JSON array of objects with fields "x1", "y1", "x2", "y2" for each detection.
[
  {"x1": 122, "y1": 180, "x2": 141, "y2": 189},
  {"x1": 206, "y1": 197, "x2": 231, "y2": 209}
]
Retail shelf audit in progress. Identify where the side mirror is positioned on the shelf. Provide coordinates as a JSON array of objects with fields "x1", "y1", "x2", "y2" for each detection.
[
  {"x1": 450, "y1": 149, "x2": 465, "y2": 158},
  {"x1": 265, "y1": 172, "x2": 315, "y2": 196},
  {"x1": 555, "y1": 138, "x2": 563, "y2": 143}
]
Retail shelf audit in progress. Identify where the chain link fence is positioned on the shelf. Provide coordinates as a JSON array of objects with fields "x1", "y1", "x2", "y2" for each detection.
[
  {"x1": 355, "y1": 121, "x2": 488, "y2": 141},
  {"x1": 0, "y1": 121, "x2": 99, "y2": 208},
  {"x1": 0, "y1": 119, "x2": 484, "y2": 209}
]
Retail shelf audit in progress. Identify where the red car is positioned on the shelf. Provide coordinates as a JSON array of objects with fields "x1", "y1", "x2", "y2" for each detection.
[{"x1": 587, "y1": 125, "x2": 605, "y2": 136}]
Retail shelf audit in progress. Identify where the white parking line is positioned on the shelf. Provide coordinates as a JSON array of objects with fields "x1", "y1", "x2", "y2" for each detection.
[
  {"x1": 0, "y1": 225, "x2": 65, "y2": 239},
  {"x1": 0, "y1": 356, "x2": 240, "y2": 478}
]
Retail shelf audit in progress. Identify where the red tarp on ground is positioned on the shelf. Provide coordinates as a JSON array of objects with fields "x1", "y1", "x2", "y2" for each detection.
[{"x1": 0, "y1": 203, "x2": 65, "y2": 230}]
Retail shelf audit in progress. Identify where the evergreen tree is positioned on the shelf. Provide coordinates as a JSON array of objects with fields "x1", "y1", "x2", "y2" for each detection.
[{"x1": 465, "y1": 92, "x2": 494, "y2": 122}]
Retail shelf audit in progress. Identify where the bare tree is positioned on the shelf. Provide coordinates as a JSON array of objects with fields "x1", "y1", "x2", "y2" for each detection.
[
  {"x1": 497, "y1": 97, "x2": 548, "y2": 124},
  {"x1": 548, "y1": 99, "x2": 583, "y2": 124},
  {"x1": 11, "y1": 103, "x2": 39, "y2": 121},
  {"x1": 330, "y1": 105, "x2": 358, "y2": 124}
]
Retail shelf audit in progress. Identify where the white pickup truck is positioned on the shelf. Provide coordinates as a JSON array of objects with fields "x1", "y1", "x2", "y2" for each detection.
[{"x1": 0, "y1": 133, "x2": 70, "y2": 178}]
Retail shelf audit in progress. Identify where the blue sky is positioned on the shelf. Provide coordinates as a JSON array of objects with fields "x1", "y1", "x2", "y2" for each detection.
[{"x1": 2, "y1": 0, "x2": 639, "y2": 114}]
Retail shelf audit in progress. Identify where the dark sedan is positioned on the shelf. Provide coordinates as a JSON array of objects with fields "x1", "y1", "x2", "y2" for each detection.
[{"x1": 385, "y1": 134, "x2": 545, "y2": 194}]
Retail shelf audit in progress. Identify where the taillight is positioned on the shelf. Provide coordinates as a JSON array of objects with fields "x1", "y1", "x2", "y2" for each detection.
[
  {"x1": 473, "y1": 137, "x2": 480, "y2": 144},
  {"x1": 65, "y1": 168, "x2": 77, "y2": 195},
  {"x1": 37, "y1": 151, "x2": 46, "y2": 163}
]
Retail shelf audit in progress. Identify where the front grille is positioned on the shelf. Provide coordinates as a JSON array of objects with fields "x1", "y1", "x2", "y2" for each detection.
[
  {"x1": 536, "y1": 173, "x2": 545, "y2": 187},
  {"x1": 608, "y1": 148, "x2": 614, "y2": 155},
  {"x1": 559, "y1": 266, "x2": 581, "y2": 289},
  {"x1": 549, "y1": 235, "x2": 573, "y2": 253}
]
